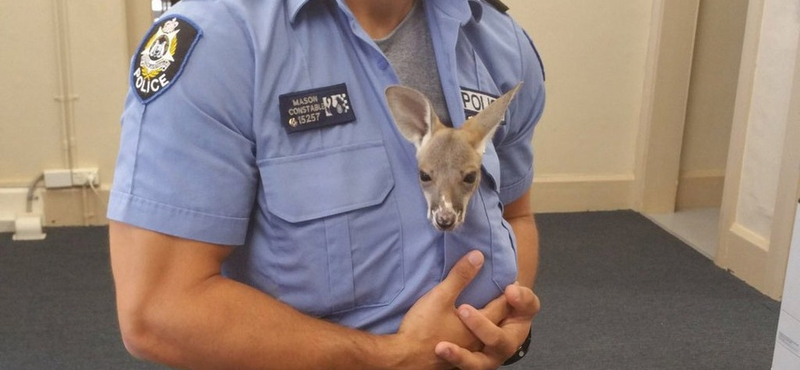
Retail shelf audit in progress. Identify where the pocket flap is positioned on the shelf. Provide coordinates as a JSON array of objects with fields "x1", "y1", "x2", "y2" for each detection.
[{"x1": 259, "y1": 142, "x2": 394, "y2": 223}]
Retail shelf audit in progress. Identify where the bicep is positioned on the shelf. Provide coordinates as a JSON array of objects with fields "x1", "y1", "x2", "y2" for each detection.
[{"x1": 109, "y1": 221, "x2": 233, "y2": 315}]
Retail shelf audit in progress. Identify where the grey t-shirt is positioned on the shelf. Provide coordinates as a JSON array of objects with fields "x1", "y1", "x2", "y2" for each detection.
[{"x1": 375, "y1": 1, "x2": 451, "y2": 125}]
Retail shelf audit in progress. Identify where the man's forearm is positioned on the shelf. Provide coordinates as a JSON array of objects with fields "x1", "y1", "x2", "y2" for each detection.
[{"x1": 119, "y1": 266, "x2": 403, "y2": 370}]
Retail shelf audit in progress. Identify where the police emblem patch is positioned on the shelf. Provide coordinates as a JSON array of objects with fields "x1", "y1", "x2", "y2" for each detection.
[{"x1": 131, "y1": 16, "x2": 202, "y2": 103}]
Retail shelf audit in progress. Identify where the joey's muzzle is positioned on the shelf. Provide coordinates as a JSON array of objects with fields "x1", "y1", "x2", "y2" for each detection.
[{"x1": 434, "y1": 212, "x2": 456, "y2": 231}]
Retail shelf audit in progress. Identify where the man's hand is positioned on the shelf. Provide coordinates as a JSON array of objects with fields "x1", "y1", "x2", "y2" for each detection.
[
  {"x1": 391, "y1": 251, "x2": 510, "y2": 370},
  {"x1": 434, "y1": 283, "x2": 540, "y2": 370}
]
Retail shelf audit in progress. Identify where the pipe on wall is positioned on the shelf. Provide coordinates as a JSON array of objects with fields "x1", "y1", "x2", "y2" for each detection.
[
  {"x1": 52, "y1": 0, "x2": 96, "y2": 226},
  {"x1": 52, "y1": 0, "x2": 77, "y2": 172}
]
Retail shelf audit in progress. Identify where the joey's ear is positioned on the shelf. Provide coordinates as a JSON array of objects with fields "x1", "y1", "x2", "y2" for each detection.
[
  {"x1": 385, "y1": 85, "x2": 443, "y2": 148},
  {"x1": 462, "y1": 83, "x2": 522, "y2": 154}
]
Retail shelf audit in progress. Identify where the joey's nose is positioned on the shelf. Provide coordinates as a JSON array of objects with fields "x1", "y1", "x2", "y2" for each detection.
[{"x1": 435, "y1": 214, "x2": 455, "y2": 230}]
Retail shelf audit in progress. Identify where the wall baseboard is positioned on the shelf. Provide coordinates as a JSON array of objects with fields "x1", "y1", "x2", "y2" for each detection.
[
  {"x1": 676, "y1": 170, "x2": 725, "y2": 210},
  {"x1": 43, "y1": 187, "x2": 109, "y2": 227},
  {"x1": 1, "y1": 187, "x2": 109, "y2": 232},
  {"x1": 530, "y1": 174, "x2": 634, "y2": 213}
]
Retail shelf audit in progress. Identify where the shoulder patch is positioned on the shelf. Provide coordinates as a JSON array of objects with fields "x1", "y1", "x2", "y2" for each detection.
[
  {"x1": 131, "y1": 16, "x2": 202, "y2": 104},
  {"x1": 483, "y1": 0, "x2": 509, "y2": 13}
]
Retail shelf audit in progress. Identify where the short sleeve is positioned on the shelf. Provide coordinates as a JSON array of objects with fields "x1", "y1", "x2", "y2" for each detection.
[
  {"x1": 108, "y1": 2, "x2": 257, "y2": 246},
  {"x1": 495, "y1": 25, "x2": 546, "y2": 205}
]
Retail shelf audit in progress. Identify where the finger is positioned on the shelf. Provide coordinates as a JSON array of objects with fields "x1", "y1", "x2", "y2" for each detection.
[
  {"x1": 437, "y1": 251, "x2": 484, "y2": 302},
  {"x1": 435, "y1": 341, "x2": 495, "y2": 370},
  {"x1": 504, "y1": 284, "x2": 541, "y2": 318},
  {"x1": 479, "y1": 293, "x2": 509, "y2": 325},
  {"x1": 457, "y1": 305, "x2": 518, "y2": 358}
]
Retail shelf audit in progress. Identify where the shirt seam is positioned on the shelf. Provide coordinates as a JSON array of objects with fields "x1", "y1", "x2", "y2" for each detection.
[
  {"x1": 215, "y1": 0, "x2": 257, "y2": 146},
  {"x1": 113, "y1": 189, "x2": 250, "y2": 221}
]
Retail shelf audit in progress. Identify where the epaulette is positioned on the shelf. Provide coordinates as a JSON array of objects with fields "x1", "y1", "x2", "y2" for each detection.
[{"x1": 483, "y1": 0, "x2": 509, "y2": 13}]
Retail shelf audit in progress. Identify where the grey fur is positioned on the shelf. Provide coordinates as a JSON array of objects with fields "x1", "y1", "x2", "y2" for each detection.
[{"x1": 385, "y1": 83, "x2": 521, "y2": 230}]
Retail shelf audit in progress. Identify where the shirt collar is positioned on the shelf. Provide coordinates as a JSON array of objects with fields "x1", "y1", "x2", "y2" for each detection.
[
  {"x1": 428, "y1": 0, "x2": 484, "y2": 24},
  {"x1": 286, "y1": 0, "x2": 314, "y2": 23},
  {"x1": 287, "y1": 0, "x2": 484, "y2": 25}
]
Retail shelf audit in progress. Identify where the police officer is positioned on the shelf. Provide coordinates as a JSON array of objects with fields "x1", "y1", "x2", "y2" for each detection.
[{"x1": 109, "y1": 0, "x2": 545, "y2": 369}]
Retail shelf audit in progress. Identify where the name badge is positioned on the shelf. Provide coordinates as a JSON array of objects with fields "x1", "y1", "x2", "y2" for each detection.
[
  {"x1": 279, "y1": 83, "x2": 356, "y2": 133},
  {"x1": 460, "y1": 87, "x2": 505, "y2": 125}
]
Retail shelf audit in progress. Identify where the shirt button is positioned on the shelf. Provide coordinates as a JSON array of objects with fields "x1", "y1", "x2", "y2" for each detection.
[{"x1": 377, "y1": 58, "x2": 389, "y2": 70}]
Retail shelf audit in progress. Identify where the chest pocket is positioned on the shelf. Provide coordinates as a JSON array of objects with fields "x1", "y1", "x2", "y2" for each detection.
[{"x1": 257, "y1": 141, "x2": 404, "y2": 317}]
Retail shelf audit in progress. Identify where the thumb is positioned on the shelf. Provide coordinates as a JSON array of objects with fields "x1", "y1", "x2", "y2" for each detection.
[
  {"x1": 505, "y1": 283, "x2": 541, "y2": 318},
  {"x1": 437, "y1": 250, "x2": 484, "y2": 302}
]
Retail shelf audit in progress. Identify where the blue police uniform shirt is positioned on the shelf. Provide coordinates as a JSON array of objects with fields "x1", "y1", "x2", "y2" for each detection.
[{"x1": 109, "y1": 0, "x2": 545, "y2": 335}]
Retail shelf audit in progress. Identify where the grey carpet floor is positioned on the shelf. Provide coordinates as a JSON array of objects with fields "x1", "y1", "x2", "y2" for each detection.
[{"x1": 0, "y1": 211, "x2": 781, "y2": 369}]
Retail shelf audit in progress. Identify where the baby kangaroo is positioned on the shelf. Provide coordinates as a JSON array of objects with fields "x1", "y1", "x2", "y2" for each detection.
[{"x1": 385, "y1": 83, "x2": 521, "y2": 231}]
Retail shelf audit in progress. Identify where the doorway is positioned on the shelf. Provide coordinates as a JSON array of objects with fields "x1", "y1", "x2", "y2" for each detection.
[{"x1": 641, "y1": 0, "x2": 749, "y2": 260}]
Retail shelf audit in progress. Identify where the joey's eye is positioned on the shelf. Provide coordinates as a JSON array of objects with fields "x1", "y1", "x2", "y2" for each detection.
[
  {"x1": 463, "y1": 172, "x2": 477, "y2": 184},
  {"x1": 419, "y1": 171, "x2": 432, "y2": 182}
]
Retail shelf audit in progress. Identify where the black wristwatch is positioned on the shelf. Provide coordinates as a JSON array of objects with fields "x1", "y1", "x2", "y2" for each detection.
[{"x1": 502, "y1": 329, "x2": 532, "y2": 366}]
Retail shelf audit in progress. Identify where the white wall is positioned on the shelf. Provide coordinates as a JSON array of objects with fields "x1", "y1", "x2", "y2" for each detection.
[
  {"x1": 0, "y1": 0, "x2": 129, "y2": 226},
  {"x1": 0, "y1": 0, "x2": 64, "y2": 184},
  {"x1": 681, "y1": 0, "x2": 746, "y2": 175},
  {"x1": 736, "y1": 0, "x2": 800, "y2": 239},
  {"x1": 0, "y1": 0, "x2": 128, "y2": 187},
  {"x1": 510, "y1": 0, "x2": 653, "y2": 176},
  {"x1": 508, "y1": 0, "x2": 655, "y2": 211},
  {"x1": 66, "y1": 1, "x2": 130, "y2": 181}
]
